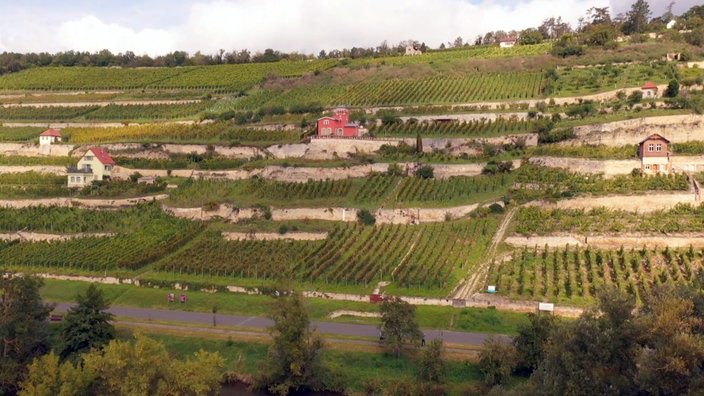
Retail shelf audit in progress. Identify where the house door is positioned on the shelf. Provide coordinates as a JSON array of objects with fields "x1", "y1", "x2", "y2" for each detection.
[{"x1": 652, "y1": 164, "x2": 659, "y2": 172}]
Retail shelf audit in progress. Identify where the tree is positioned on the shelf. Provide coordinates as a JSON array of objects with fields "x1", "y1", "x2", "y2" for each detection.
[
  {"x1": 379, "y1": 296, "x2": 422, "y2": 357},
  {"x1": 0, "y1": 273, "x2": 55, "y2": 395},
  {"x1": 664, "y1": 79, "x2": 680, "y2": 98},
  {"x1": 530, "y1": 288, "x2": 640, "y2": 395},
  {"x1": 20, "y1": 333, "x2": 224, "y2": 396},
  {"x1": 453, "y1": 36, "x2": 464, "y2": 48},
  {"x1": 418, "y1": 338, "x2": 446, "y2": 383},
  {"x1": 635, "y1": 287, "x2": 704, "y2": 395},
  {"x1": 519, "y1": 28, "x2": 543, "y2": 45},
  {"x1": 56, "y1": 284, "x2": 115, "y2": 361},
  {"x1": 623, "y1": 0, "x2": 652, "y2": 35},
  {"x1": 478, "y1": 336, "x2": 516, "y2": 386},
  {"x1": 513, "y1": 313, "x2": 556, "y2": 373},
  {"x1": 254, "y1": 291, "x2": 330, "y2": 395}
]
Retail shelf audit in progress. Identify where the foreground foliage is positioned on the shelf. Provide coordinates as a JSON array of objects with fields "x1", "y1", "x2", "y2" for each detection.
[
  {"x1": 0, "y1": 273, "x2": 54, "y2": 395},
  {"x1": 20, "y1": 333, "x2": 224, "y2": 396}
]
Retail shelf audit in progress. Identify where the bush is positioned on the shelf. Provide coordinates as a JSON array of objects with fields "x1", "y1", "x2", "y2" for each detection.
[
  {"x1": 415, "y1": 165, "x2": 434, "y2": 179},
  {"x1": 664, "y1": 80, "x2": 680, "y2": 98},
  {"x1": 387, "y1": 162, "x2": 404, "y2": 176},
  {"x1": 357, "y1": 209, "x2": 376, "y2": 226},
  {"x1": 489, "y1": 203, "x2": 505, "y2": 214}
]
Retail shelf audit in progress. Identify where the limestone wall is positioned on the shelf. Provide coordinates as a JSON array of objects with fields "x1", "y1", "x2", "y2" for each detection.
[
  {"x1": 0, "y1": 143, "x2": 74, "y2": 157},
  {"x1": 571, "y1": 115, "x2": 704, "y2": 146},
  {"x1": 0, "y1": 165, "x2": 67, "y2": 175},
  {"x1": 529, "y1": 156, "x2": 640, "y2": 176}
]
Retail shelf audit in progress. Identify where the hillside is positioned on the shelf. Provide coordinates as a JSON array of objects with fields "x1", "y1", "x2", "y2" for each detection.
[{"x1": 0, "y1": 37, "x2": 703, "y2": 311}]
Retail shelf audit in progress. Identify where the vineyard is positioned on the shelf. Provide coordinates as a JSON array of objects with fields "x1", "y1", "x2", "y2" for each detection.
[
  {"x1": 0, "y1": 102, "x2": 211, "y2": 122},
  {"x1": 0, "y1": 60, "x2": 338, "y2": 92},
  {"x1": 487, "y1": 244, "x2": 704, "y2": 305},
  {"x1": 368, "y1": 118, "x2": 537, "y2": 137},
  {"x1": 155, "y1": 217, "x2": 498, "y2": 292},
  {"x1": 166, "y1": 173, "x2": 511, "y2": 209},
  {"x1": 0, "y1": 204, "x2": 203, "y2": 271},
  {"x1": 0, "y1": 126, "x2": 46, "y2": 142},
  {"x1": 65, "y1": 122, "x2": 302, "y2": 144},
  {"x1": 0, "y1": 171, "x2": 68, "y2": 198},
  {"x1": 509, "y1": 164, "x2": 690, "y2": 202},
  {"x1": 513, "y1": 204, "x2": 704, "y2": 235},
  {"x1": 547, "y1": 62, "x2": 679, "y2": 96},
  {"x1": 344, "y1": 43, "x2": 553, "y2": 69}
]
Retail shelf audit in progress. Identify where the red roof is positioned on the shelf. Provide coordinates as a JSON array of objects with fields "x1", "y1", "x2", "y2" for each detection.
[
  {"x1": 40, "y1": 129, "x2": 61, "y2": 137},
  {"x1": 499, "y1": 37, "x2": 517, "y2": 42},
  {"x1": 641, "y1": 81, "x2": 658, "y2": 90},
  {"x1": 87, "y1": 148, "x2": 116, "y2": 165},
  {"x1": 639, "y1": 133, "x2": 670, "y2": 145}
]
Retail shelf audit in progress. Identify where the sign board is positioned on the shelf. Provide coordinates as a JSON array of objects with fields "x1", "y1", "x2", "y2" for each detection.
[
  {"x1": 487, "y1": 285, "x2": 496, "y2": 293},
  {"x1": 538, "y1": 303, "x2": 554, "y2": 312}
]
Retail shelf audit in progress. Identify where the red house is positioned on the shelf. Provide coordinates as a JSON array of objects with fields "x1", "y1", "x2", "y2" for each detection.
[
  {"x1": 638, "y1": 133, "x2": 671, "y2": 174},
  {"x1": 317, "y1": 106, "x2": 364, "y2": 137}
]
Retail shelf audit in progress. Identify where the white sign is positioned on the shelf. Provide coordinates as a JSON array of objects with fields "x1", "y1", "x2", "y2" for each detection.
[
  {"x1": 538, "y1": 303, "x2": 554, "y2": 311},
  {"x1": 487, "y1": 285, "x2": 496, "y2": 293}
]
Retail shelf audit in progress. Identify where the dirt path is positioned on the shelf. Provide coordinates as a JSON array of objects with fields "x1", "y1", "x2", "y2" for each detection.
[
  {"x1": 452, "y1": 207, "x2": 516, "y2": 300},
  {"x1": 0, "y1": 194, "x2": 168, "y2": 209},
  {"x1": 0, "y1": 231, "x2": 113, "y2": 242}
]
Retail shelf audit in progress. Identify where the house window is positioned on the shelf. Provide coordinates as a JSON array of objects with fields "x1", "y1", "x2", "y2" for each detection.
[
  {"x1": 324, "y1": 120, "x2": 329, "y2": 125},
  {"x1": 648, "y1": 144, "x2": 654, "y2": 152},
  {"x1": 656, "y1": 144, "x2": 662, "y2": 152},
  {"x1": 336, "y1": 128, "x2": 343, "y2": 136},
  {"x1": 645, "y1": 164, "x2": 651, "y2": 170},
  {"x1": 85, "y1": 155, "x2": 94, "y2": 161}
]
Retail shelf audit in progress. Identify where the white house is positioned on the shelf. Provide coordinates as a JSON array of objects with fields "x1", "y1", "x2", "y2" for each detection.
[
  {"x1": 499, "y1": 38, "x2": 518, "y2": 48},
  {"x1": 405, "y1": 45, "x2": 422, "y2": 56},
  {"x1": 67, "y1": 148, "x2": 116, "y2": 188},
  {"x1": 641, "y1": 81, "x2": 659, "y2": 98},
  {"x1": 39, "y1": 129, "x2": 62, "y2": 145}
]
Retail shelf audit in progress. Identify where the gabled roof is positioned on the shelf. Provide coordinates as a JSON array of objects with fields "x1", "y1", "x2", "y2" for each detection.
[
  {"x1": 86, "y1": 148, "x2": 116, "y2": 165},
  {"x1": 639, "y1": 133, "x2": 670, "y2": 145},
  {"x1": 641, "y1": 81, "x2": 658, "y2": 90},
  {"x1": 40, "y1": 129, "x2": 61, "y2": 137},
  {"x1": 499, "y1": 37, "x2": 517, "y2": 42}
]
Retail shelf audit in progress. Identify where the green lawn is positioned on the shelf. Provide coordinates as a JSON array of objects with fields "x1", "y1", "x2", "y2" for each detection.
[{"x1": 40, "y1": 278, "x2": 527, "y2": 335}]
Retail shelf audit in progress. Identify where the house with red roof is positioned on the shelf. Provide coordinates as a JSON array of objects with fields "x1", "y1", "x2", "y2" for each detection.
[
  {"x1": 39, "y1": 129, "x2": 62, "y2": 145},
  {"x1": 641, "y1": 81, "x2": 659, "y2": 98},
  {"x1": 67, "y1": 148, "x2": 116, "y2": 188},
  {"x1": 638, "y1": 133, "x2": 671, "y2": 175},
  {"x1": 316, "y1": 106, "x2": 366, "y2": 138},
  {"x1": 499, "y1": 37, "x2": 518, "y2": 48}
]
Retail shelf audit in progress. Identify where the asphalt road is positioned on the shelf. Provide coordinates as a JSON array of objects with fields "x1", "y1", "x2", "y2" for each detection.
[{"x1": 54, "y1": 303, "x2": 509, "y2": 346}]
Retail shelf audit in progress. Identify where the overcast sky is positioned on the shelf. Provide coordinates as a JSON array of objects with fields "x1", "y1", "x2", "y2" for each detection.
[{"x1": 0, "y1": 0, "x2": 698, "y2": 56}]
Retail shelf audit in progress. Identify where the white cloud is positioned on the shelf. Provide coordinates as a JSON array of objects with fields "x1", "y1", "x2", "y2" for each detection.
[{"x1": 2, "y1": 0, "x2": 660, "y2": 57}]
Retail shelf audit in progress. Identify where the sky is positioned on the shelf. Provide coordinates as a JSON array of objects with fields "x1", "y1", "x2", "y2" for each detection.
[{"x1": 0, "y1": 0, "x2": 698, "y2": 57}]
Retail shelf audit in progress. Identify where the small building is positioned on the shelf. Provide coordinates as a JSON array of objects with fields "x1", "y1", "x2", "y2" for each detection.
[
  {"x1": 316, "y1": 106, "x2": 365, "y2": 137},
  {"x1": 639, "y1": 134, "x2": 671, "y2": 175},
  {"x1": 405, "y1": 45, "x2": 422, "y2": 56},
  {"x1": 499, "y1": 37, "x2": 517, "y2": 48},
  {"x1": 666, "y1": 20, "x2": 676, "y2": 29},
  {"x1": 641, "y1": 81, "x2": 659, "y2": 98},
  {"x1": 67, "y1": 147, "x2": 116, "y2": 188},
  {"x1": 39, "y1": 129, "x2": 62, "y2": 145}
]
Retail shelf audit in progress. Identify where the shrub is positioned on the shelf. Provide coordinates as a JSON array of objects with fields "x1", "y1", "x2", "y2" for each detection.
[
  {"x1": 415, "y1": 165, "x2": 434, "y2": 179},
  {"x1": 357, "y1": 209, "x2": 376, "y2": 226}
]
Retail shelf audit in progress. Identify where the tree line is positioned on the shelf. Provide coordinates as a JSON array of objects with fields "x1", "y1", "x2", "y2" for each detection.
[{"x1": 479, "y1": 272, "x2": 704, "y2": 395}]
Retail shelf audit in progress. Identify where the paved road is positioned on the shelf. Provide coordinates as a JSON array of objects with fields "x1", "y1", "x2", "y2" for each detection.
[{"x1": 54, "y1": 303, "x2": 509, "y2": 346}]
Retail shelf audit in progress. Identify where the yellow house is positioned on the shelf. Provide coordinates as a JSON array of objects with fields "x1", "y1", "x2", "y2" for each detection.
[{"x1": 67, "y1": 148, "x2": 116, "y2": 188}]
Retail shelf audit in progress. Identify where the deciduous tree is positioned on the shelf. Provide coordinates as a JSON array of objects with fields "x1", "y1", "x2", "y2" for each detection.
[
  {"x1": 254, "y1": 291, "x2": 331, "y2": 395},
  {"x1": 379, "y1": 296, "x2": 422, "y2": 357}
]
